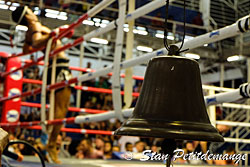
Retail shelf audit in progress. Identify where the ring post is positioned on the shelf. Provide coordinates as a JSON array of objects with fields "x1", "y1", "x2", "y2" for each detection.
[
  {"x1": 76, "y1": 43, "x2": 85, "y2": 109},
  {"x1": 112, "y1": 0, "x2": 127, "y2": 122},
  {"x1": 124, "y1": 0, "x2": 135, "y2": 109}
]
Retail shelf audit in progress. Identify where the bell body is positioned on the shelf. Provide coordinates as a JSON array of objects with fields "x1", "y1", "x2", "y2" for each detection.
[{"x1": 115, "y1": 56, "x2": 224, "y2": 142}]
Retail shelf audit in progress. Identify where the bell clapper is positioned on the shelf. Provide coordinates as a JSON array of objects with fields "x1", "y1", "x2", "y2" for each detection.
[{"x1": 161, "y1": 139, "x2": 177, "y2": 167}]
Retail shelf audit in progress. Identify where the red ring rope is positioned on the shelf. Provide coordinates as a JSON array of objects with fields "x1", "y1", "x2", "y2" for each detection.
[
  {"x1": 0, "y1": 119, "x2": 114, "y2": 136},
  {"x1": 21, "y1": 101, "x2": 107, "y2": 114},
  {"x1": 22, "y1": 60, "x2": 144, "y2": 81},
  {"x1": 0, "y1": 76, "x2": 140, "y2": 103},
  {"x1": 23, "y1": 78, "x2": 140, "y2": 96},
  {"x1": 0, "y1": 117, "x2": 75, "y2": 128},
  {"x1": 28, "y1": 126, "x2": 113, "y2": 135}
]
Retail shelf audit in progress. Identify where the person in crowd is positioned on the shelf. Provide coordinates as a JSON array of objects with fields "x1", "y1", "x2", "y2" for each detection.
[
  {"x1": 125, "y1": 142, "x2": 133, "y2": 152},
  {"x1": 75, "y1": 139, "x2": 103, "y2": 159},
  {"x1": 184, "y1": 141, "x2": 204, "y2": 164},
  {"x1": 56, "y1": 134, "x2": 71, "y2": 158},
  {"x1": 133, "y1": 141, "x2": 145, "y2": 153},
  {"x1": 103, "y1": 141, "x2": 112, "y2": 159},
  {"x1": 151, "y1": 145, "x2": 158, "y2": 153},
  {"x1": 192, "y1": 12, "x2": 204, "y2": 35},
  {"x1": 95, "y1": 137, "x2": 104, "y2": 154},
  {"x1": 213, "y1": 147, "x2": 237, "y2": 165},
  {"x1": 152, "y1": 12, "x2": 163, "y2": 28},
  {"x1": 112, "y1": 145, "x2": 120, "y2": 152},
  {"x1": 118, "y1": 136, "x2": 139, "y2": 152}
]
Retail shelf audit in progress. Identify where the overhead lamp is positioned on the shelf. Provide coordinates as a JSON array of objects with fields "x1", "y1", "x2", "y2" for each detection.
[
  {"x1": 137, "y1": 46, "x2": 153, "y2": 53},
  {"x1": 124, "y1": 28, "x2": 129, "y2": 32},
  {"x1": 9, "y1": 6, "x2": 17, "y2": 11},
  {"x1": 138, "y1": 30, "x2": 148, "y2": 36},
  {"x1": 90, "y1": 38, "x2": 109, "y2": 45},
  {"x1": 133, "y1": 29, "x2": 148, "y2": 36},
  {"x1": 167, "y1": 35, "x2": 174, "y2": 40},
  {"x1": 123, "y1": 24, "x2": 129, "y2": 28},
  {"x1": 16, "y1": 25, "x2": 28, "y2": 31},
  {"x1": 155, "y1": 33, "x2": 174, "y2": 40},
  {"x1": 204, "y1": 44, "x2": 208, "y2": 47},
  {"x1": 59, "y1": 12, "x2": 67, "y2": 16},
  {"x1": 45, "y1": 13, "x2": 57, "y2": 19},
  {"x1": 155, "y1": 33, "x2": 164, "y2": 38},
  {"x1": 45, "y1": 9, "x2": 59, "y2": 14},
  {"x1": 34, "y1": 7, "x2": 39, "y2": 11},
  {"x1": 6, "y1": 1, "x2": 11, "y2": 5},
  {"x1": 227, "y1": 55, "x2": 243, "y2": 62},
  {"x1": 93, "y1": 18, "x2": 101, "y2": 23},
  {"x1": 57, "y1": 15, "x2": 67, "y2": 20},
  {"x1": 12, "y1": 3, "x2": 20, "y2": 6},
  {"x1": 137, "y1": 26, "x2": 146, "y2": 31},
  {"x1": 83, "y1": 20, "x2": 94, "y2": 26},
  {"x1": 95, "y1": 22, "x2": 100, "y2": 27},
  {"x1": 34, "y1": 10, "x2": 40, "y2": 15},
  {"x1": 184, "y1": 53, "x2": 200, "y2": 60},
  {"x1": 0, "y1": 4, "x2": 8, "y2": 10},
  {"x1": 102, "y1": 19, "x2": 110, "y2": 24}
]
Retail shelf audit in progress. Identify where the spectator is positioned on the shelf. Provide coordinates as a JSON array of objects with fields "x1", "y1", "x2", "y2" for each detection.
[
  {"x1": 95, "y1": 137, "x2": 104, "y2": 154},
  {"x1": 57, "y1": 135, "x2": 71, "y2": 158},
  {"x1": 151, "y1": 145, "x2": 158, "y2": 152},
  {"x1": 214, "y1": 147, "x2": 237, "y2": 165},
  {"x1": 125, "y1": 142, "x2": 133, "y2": 152},
  {"x1": 103, "y1": 141, "x2": 112, "y2": 159},
  {"x1": 133, "y1": 141, "x2": 145, "y2": 153},
  {"x1": 152, "y1": 12, "x2": 163, "y2": 28},
  {"x1": 192, "y1": 12, "x2": 204, "y2": 35},
  {"x1": 112, "y1": 145, "x2": 120, "y2": 152},
  {"x1": 75, "y1": 139, "x2": 103, "y2": 159},
  {"x1": 184, "y1": 141, "x2": 204, "y2": 164},
  {"x1": 118, "y1": 136, "x2": 139, "y2": 152}
]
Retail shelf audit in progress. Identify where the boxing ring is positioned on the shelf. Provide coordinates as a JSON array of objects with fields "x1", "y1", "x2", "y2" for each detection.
[{"x1": 0, "y1": 0, "x2": 250, "y2": 166}]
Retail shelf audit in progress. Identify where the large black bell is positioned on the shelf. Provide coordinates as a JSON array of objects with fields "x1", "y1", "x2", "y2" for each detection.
[{"x1": 115, "y1": 56, "x2": 224, "y2": 142}]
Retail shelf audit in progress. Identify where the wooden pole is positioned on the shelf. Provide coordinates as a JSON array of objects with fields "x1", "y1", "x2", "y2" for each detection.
[{"x1": 124, "y1": 0, "x2": 135, "y2": 109}]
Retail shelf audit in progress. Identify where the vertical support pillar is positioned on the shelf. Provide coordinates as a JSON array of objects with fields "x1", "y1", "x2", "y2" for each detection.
[
  {"x1": 112, "y1": 0, "x2": 127, "y2": 121},
  {"x1": 247, "y1": 58, "x2": 250, "y2": 105},
  {"x1": 220, "y1": 63, "x2": 224, "y2": 87},
  {"x1": 124, "y1": 0, "x2": 135, "y2": 109},
  {"x1": 76, "y1": 43, "x2": 85, "y2": 108},
  {"x1": 200, "y1": 0, "x2": 210, "y2": 30}
]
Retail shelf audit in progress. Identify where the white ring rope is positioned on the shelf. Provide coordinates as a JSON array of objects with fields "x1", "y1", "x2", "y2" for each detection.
[
  {"x1": 82, "y1": 0, "x2": 173, "y2": 41},
  {"x1": 17, "y1": 6, "x2": 28, "y2": 25},
  {"x1": 112, "y1": 0, "x2": 127, "y2": 122},
  {"x1": 77, "y1": 15, "x2": 250, "y2": 94},
  {"x1": 48, "y1": 50, "x2": 57, "y2": 133},
  {"x1": 41, "y1": 38, "x2": 53, "y2": 133},
  {"x1": 205, "y1": 83, "x2": 250, "y2": 106}
]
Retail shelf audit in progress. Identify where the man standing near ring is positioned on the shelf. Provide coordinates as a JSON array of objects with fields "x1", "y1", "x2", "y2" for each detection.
[{"x1": 11, "y1": 6, "x2": 74, "y2": 164}]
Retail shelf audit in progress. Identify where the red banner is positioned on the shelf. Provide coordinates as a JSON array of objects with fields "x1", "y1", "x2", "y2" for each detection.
[{"x1": 1, "y1": 53, "x2": 22, "y2": 123}]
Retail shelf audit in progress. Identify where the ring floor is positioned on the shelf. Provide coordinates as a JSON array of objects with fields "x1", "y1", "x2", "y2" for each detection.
[{"x1": 5, "y1": 156, "x2": 236, "y2": 167}]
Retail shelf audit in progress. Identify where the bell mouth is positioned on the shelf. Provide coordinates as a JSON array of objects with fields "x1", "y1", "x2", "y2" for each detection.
[{"x1": 115, "y1": 118, "x2": 224, "y2": 142}]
